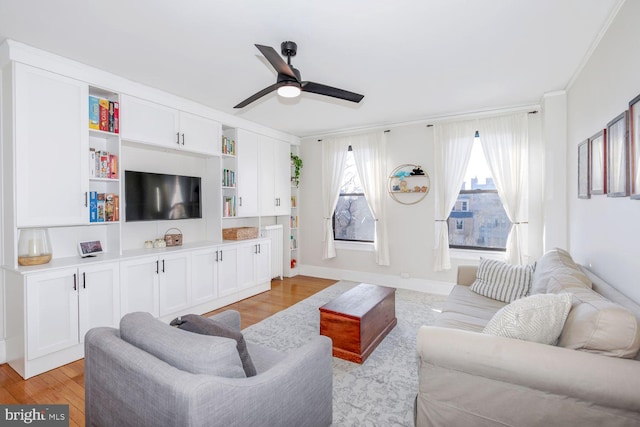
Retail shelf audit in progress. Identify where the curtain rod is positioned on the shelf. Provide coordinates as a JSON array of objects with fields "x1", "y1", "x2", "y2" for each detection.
[
  {"x1": 317, "y1": 129, "x2": 390, "y2": 142},
  {"x1": 425, "y1": 110, "x2": 539, "y2": 127}
]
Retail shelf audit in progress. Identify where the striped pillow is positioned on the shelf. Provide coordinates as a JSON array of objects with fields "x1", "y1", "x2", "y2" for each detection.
[{"x1": 470, "y1": 258, "x2": 535, "y2": 303}]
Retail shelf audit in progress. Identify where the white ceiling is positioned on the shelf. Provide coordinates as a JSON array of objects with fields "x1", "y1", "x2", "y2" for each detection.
[{"x1": 0, "y1": 0, "x2": 621, "y2": 137}]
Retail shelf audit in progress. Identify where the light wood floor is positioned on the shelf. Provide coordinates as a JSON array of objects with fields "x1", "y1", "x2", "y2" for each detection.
[{"x1": 0, "y1": 275, "x2": 337, "y2": 427}]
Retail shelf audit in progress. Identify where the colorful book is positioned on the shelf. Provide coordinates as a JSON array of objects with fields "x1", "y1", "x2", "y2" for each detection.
[
  {"x1": 105, "y1": 193, "x2": 114, "y2": 222},
  {"x1": 99, "y1": 151, "x2": 109, "y2": 178},
  {"x1": 113, "y1": 195, "x2": 120, "y2": 221},
  {"x1": 89, "y1": 96, "x2": 100, "y2": 130},
  {"x1": 89, "y1": 191, "x2": 98, "y2": 222},
  {"x1": 99, "y1": 98, "x2": 109, "y2": 131},
  {"x1": 112, "y1": 101, "x2": 120, "y2": 134},
  {"x1": 97, "y1": 193, "x2": 105, "y2": 222},
  {"x1": 108, "y1": 101, "x2": 115, "y2": 133},
  {"x1": 109, "y1": 154, "x2": 118, "y2": 179}
]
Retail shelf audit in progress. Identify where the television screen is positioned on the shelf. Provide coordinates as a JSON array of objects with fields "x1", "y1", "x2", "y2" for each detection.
[{"x1": 125, "y1": 170, "x2": 202, "y2": 221}]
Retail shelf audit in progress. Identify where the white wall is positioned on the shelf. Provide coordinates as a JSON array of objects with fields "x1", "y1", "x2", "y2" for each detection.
[
  {"x1": 567, "y1": 0, "x2": 640, "y2": 304},
  {"x1": 299, "y1": 115, "x2": 542, "y2": 292}
]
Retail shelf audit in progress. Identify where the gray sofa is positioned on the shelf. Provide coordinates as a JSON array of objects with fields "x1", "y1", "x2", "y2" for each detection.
[
  {"x1": 85, "y1": 310, "x2": 333, "y2": 427},
  {"x1": 416, "y1": 249, "x2": 640, "y2": 427}
]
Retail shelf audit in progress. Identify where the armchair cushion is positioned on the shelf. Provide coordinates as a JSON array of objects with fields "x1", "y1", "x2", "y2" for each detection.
[
  {"x1": 120, "y1": 312, "x2": 245, "y2": 378},
  {"x1": 171, "y1": 314, "x2": 257, "y2": 376}
]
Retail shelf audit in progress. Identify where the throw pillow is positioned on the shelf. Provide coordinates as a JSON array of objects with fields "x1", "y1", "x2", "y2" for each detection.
[
  {"x1": 171, "y1": 314, "x2": 257, "y2": 377},
  {"x1": 120, "y1": 312, "x2": 246, "y2": 378},
  {"x1": 470, "y1": 258, "x2": 535, "y2": 303},
  {"x1": 483, "y1": 293, "x2": 572, "y2": 345}
]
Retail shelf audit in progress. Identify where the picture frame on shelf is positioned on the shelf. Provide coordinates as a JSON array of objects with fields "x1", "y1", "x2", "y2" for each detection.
[
  {"x1": 606, "y1": 111, "x2": 629, "y2": 197},
  {"x1": 578, "y1": 139, "x2": 590, "y2": 199},
  {"x1": 629, "y1": 94, "x2": 640, "y2": 199},
  {"x1": 589, "y1": 129, "x2": 607, "y2": 195}
]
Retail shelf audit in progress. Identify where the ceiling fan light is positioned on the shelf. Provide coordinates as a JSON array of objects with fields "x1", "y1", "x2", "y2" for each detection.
[{"x1": 277, "y1": 84, "x2": 301, "y2": 98}]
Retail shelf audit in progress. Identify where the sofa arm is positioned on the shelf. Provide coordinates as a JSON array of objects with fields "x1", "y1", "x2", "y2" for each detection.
[
  {"x1": 417, "y1": 326, "x2": 640, "y2": 412},
  {"x1": 209, "y1": 309, "x2": 241, "y2": 331},
  {"x1": 457, "y1": 265, "x2": 477, "y2": 286}
]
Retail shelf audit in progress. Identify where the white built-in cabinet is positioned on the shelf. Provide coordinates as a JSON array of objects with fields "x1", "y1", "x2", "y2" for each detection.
[
  {"x1": 217, "y1": 245, "x2": 239, "y2": 296},
  {"x1": 25, "y1": 262, "x2": 120, "y2": 360},
  {"x1": 191, "y1": 247, "x2": 219, "y2": 304},
  {"x1": 119, "y1": 94, "x2": 221, "y2": 156},
  {"x1": 236, "y1": 129, "x2": 260, "y2": 217},
  {"x1": 14, "y1": 63, "x2": 89, "y2": 227},
  {"x1": 260, "y1": 136, "x2": 291, "y2": 216},
  {"x1": 120, "y1": 252, "x2": 192, "y2": 318}
]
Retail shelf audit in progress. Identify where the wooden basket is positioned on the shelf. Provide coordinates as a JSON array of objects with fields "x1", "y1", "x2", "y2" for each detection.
[
  {"x1": 223, "y1": 227, "x2": 258, "y2": 240},
  {"x1": 164, "y1": 228, "x2": 183, "y2": 246}
]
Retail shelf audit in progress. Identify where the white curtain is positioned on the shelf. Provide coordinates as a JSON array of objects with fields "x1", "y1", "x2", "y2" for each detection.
[
  {"x1": 433, "y1": 120, "x2": 476, "y2": 271},
  {"x1": 478, "y1": 113, "x2": 529, "y2": 264},
  {"x1": 321, "y1": 138, "x2": 349, "y2": 259},
  {"x1": 351, "y1": 132, "x2": 390, "y2": 265}
]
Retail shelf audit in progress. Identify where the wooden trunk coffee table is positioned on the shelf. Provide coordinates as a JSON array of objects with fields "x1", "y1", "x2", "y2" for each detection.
[{"x1": 319, "y1": 283, "x2": 397, "y2": 364}]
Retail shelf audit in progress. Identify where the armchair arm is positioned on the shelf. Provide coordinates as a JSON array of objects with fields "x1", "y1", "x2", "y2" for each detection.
[
  {"x1": 417, "y1": 326, "x2": 640, "y2": 412},
  {"x1": 208, "y1": 309, "x2": 241, "y2": 331},
  {"x1": 457, "y1": 265, "x2": 477, "y2": 286}
]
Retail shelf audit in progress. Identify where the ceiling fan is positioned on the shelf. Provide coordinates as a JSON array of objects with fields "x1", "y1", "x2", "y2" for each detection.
[{"x1": 234, "y1": 41, "x2": 364, "y2": 108}]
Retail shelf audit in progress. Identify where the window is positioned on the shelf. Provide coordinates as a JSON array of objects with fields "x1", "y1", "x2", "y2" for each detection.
[
  {"x1": 448, "y1": 136, "x2": 510, "y2": 251},
  {"x1": 333, "y1": 149, "x2": 375, "y2": 242}
]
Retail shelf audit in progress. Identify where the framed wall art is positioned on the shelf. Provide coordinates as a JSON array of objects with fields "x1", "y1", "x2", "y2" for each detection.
[
  {"x1": 589, "y1": 129, "x2": 607, "y2": 195},
  {"x1": 629, "y1": 94, "x2": 640, "y2": 199},
  {"x1": 578, "y1": 139, "x2": 590, "y2": 199},
  {"x1": 606, "y1": 111, "x2": 629, "y2": 197}
]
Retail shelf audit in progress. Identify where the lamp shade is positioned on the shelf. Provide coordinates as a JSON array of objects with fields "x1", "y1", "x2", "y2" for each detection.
[{"x1": 18, "y1": 228, "x2": 52, "y2": 266}]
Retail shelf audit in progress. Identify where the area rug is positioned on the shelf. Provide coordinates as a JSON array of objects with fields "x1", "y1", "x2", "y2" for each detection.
[{"x1": 242, "y1": 281, "x2": 447, "y2": 426}]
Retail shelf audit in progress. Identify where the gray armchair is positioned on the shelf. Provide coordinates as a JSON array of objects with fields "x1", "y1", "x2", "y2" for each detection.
[{"x1": 85, "y1": 310, "x2": 333, "y2": 427}]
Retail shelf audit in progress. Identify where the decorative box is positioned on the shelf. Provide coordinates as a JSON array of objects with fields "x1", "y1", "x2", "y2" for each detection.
[{"x1": 223, "y1": 227, "x2": 258, "y2": 240}]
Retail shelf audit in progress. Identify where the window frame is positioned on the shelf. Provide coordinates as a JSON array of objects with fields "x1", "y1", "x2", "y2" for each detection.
[{"x1": 448, "y1": 189, "x2": 508, "y2": 253}]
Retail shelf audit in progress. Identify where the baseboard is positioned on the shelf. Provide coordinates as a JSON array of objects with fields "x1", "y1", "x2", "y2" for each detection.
[{"x1": 298, "y1": 264, "x2": 454, "y2": 295}]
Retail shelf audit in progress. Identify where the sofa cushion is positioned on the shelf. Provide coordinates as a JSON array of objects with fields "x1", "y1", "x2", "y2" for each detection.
[
  {"x1": 120, "y1": 312, "x2": 246, "y2": 378},
  {"x1": 171, "y1": 314, "x2": 257, "y2": 377},
  {"x1": 483, "y1": 293, "x2": 572, "y2": 345},
  {"x1": 443, "y1": 285, "x2": 507, "y2": 322},
  {"x1": 557, "y1": 283, "x2": 640, "y2": 358},
  {"x1": 470, "y1": 258, "x2": 535, "y2": 303},
  {"x1": 530, "y1": 248, "x2": 591, "y2": 294}
]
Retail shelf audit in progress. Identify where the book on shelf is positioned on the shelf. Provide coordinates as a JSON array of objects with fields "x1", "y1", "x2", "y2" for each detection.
[
  {"x1": 105, "y1": 193, "x2": 115, "y2": 222},
  {"x1": 97, "y1": 193, "x2": 106, "y2": 222},
  {"x1": 113, "y1": 195, "x2": 120, "y2": 222},
  {"x1": 89, "y1": 96, "x2": 100, "y2": 130},
  {"x1": 291, "y1": 196, "x2": 297, "y2": 207},
  {"x1": 89, "y1": 96, "x2": 120, "y2": 134},
  {"x1": 221, "y1": 136, "x2": 236, "y2": 155},
  {"x1": 109, "y1": 153, "x2": 118, "y2": 179},
  {"x1": 223, "y1": 196, "x2": 236, "y2": 217},
  {"x1": 89, "y1": 191, "x2": 98, "y2": 222},
  {"x1": 89, "y1": 148, "x2": 96, "y2": 178},
  {"x1": 89, "y1": 149, "x2": 118, "y2": 179}
]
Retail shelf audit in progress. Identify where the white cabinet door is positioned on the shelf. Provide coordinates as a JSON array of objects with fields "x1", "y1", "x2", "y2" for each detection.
[
  {"x1": 26, "y1": 268, "x2": 79, "y2": 360},
  {"x1": 14, "y1": 63, "x2": 89, "y2": 227},
  {"x1": 191, "y1": 248, "x2": 218, "y2": 305},
  {"x1": 120, "y1": 95, "x2": 179, "y2": 149},
  {"x1": 236, "y1": 242, "x2": 257, "y2": 290},
  {"x1": 237, "y1": 129, "x2": 259, "y2": 217},
  {"x1": 217, "y1": 245, "x2": 238, "y2": 297},
  {"x1": 178, "y1": 111, "x2": 221, "y2": 156},
  {"x1": 158, "y1": 252, "x2": 191, "y2": 317},
  {"x1": 120, "y1": 257, "x2": 160, "y2": 317},
  {"x1": 274, "y1": 139, "x2": 292, "y2": 215},
  {"x1": 255, "y1": 240, "x2": 272, "y2": 284},
  {"x1": 259, "y1": 136, "x2": 291, "y2": 216},
  {"x1": 78, "y1": 262, "x2": 120, "y2": 342}
]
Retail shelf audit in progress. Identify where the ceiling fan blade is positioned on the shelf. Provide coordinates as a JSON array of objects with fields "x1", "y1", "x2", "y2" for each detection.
[
  {"x1": 255, "y1": 44, "x2": 298, "y2": 81},
  {"x1": 234, "y1": 83, "x2": 279, "y2": 108},
  {"x1": 301, "y1": 81, "x2": 364, "y2": 103}
]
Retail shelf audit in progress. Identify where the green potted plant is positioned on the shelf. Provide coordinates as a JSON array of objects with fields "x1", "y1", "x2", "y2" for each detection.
[{"x1": 291, "y1": 153, "x2": 303, "y2": 188}]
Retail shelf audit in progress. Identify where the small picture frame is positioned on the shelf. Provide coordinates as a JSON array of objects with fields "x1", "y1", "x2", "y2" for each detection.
[
  {"x1": 578, "y1": 139, "x2": 590, "y2": 199},
  {"x1": 589, "y1": 129, "x2": 607, "y2": 195},
  {"x1": 606, "y1": 111, "x2": 629, "y2": 197},
  {"x1": 629, "y1": 94, "x2": 640, "y2": 199}
]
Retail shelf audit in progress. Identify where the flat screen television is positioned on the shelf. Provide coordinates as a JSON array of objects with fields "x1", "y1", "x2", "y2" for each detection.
[{"x1": 125, "y1": 170, "x2": 202, "y2": 221}]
